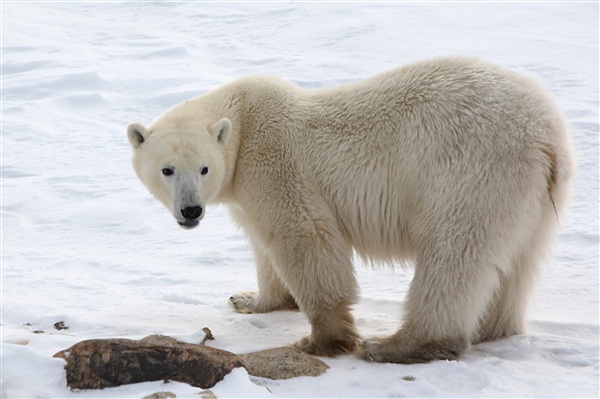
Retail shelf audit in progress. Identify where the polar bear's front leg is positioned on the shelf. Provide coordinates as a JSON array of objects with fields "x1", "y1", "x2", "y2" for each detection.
[
  {"x1": 233, "y1": 167, "x2": 361, "y2": 356},
  {"x1": 266, "y1": 219, "x2": 362, "y2": 357},
  {"x1": 229, "y1": 243, "x2": 298, "y2": 314}
]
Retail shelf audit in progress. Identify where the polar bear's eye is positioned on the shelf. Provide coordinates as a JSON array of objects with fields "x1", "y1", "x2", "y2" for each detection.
[
  {"x1": 162, "y1": 167, "x2": 174, "y2": 176},
  {"x1": 200, "y1": 166, "x2": 209, "y2": 175}
]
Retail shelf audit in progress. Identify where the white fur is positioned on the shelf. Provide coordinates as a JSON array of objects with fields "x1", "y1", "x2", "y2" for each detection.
[{"x1": 128, "y1": 56, "x2": 574, "y2": 363}]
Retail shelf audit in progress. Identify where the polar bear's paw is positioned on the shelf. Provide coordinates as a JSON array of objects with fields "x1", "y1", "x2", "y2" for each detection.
[
  {"x1": 294, "y1": 329, "x2": 362, "y2": 357},
  {"x1": 359, "y1": 333, "x2": 468, "y2": 364},
  {"x1": 228, "y1": 291, "x2": 258, "y2": 314},
  {"x1": 228, "y1": 291, "x2": 298, "y2": 314}
]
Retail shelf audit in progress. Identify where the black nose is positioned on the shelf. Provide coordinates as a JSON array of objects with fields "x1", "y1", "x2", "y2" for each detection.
[{"x1": 181, "y1": 206, "x2": 203, "y2": 220}]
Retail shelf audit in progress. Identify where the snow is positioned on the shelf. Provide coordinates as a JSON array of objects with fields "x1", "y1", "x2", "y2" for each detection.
[{"x1": 1, "y1": 1, "x2": 598, "y2": 398}]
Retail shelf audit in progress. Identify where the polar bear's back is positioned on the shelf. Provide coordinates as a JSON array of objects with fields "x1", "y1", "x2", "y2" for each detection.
[
  {"x1": 308, "y1": 56, "x2": 564, "y2": 146},
  {"x1": 299, "y1": 57, "x2": 572, "y2": 264}
]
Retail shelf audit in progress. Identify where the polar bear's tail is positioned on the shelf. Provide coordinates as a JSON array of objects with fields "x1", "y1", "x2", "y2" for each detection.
[
  {"x1": 543, "y1": 116, "x2": 575, "y2": 224},
  {"x1": 544, "y1": 142, "x2": 563, "y2": 220}
]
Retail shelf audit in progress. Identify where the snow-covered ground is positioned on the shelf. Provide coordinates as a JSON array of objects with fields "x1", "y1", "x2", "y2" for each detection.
[{"x1": 2, "y1": 2, "x2": 598, "y2": 398}]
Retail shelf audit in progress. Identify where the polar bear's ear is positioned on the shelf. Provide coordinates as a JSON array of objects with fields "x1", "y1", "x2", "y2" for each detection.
[
  {"x1": 127, "y1": 123, "x2": 148, "y2": 148},
  {"x1": 210, "y1": 118, "x2": 232, "y2": 144}
]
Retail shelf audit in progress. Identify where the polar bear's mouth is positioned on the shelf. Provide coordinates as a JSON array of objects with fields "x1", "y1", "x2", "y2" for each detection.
[{"x1": 178, "y1": 219, "x2": 199, "y2": 229}]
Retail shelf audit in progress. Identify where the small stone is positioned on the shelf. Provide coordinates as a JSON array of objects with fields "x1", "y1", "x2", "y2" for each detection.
[
  {"x1": 403, "y1": 376, "x2": 416, "y2": 381},
  {"x1": 143, "y1": 392, "x2": 176, "y2": 399},
  {"x1": 54, "y1": 321, "x2": 69, "y2": 331},
  {"x1": 239, "y1": 346, "x2": 329, "y2": 380},
  {"x1": 199, "y1": 390, "x2": 217, "y2": 399}
]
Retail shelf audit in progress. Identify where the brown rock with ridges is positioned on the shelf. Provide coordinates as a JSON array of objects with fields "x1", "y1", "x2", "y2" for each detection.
[{"x1": 54, "y1": 335, "x2": 242, "y2": 390}]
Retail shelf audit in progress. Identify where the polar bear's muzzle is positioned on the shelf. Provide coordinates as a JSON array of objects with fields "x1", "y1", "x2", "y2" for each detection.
[{"x1": 177, "y1": 205, "x2": 203, "y2": 229}]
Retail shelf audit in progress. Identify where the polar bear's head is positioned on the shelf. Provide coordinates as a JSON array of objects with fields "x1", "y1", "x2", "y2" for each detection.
[{"x1": 127, "y1": 117, "x2": 232, "y2": 229}]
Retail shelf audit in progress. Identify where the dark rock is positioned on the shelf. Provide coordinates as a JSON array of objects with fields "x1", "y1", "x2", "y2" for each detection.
[
  {"x1": 53, "y1": 335, "x2": 243, "y2": 390},
  {"x1": 54, "y1": 321, "x2": 69, "y2": 331}
]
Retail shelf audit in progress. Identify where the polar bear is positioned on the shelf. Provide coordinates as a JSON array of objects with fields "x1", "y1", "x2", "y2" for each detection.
[{"x1": 127, "y1": 57, "x2": 573, "y2": 363}]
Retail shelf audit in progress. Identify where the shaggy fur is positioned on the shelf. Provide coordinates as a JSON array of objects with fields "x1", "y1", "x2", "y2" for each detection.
[{"x1": 128, "y1": 56, "x2": 574, "y2": 363}]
